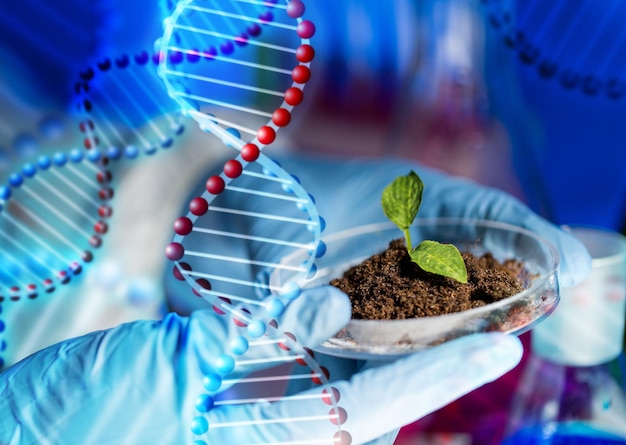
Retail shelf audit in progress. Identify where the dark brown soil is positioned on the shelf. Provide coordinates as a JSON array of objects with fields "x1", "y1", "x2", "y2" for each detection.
[{"x1": 330, "y1": 238, "x2": 527, "y2": 320}]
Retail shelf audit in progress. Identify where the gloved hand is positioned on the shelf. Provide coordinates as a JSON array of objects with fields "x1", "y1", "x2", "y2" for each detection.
[
  {"x1": 0, "y1": 283, "x2": 522, "y2": 445},
  {"x1": 160, "y1": 152, "x2": 590, "y2": 445}
]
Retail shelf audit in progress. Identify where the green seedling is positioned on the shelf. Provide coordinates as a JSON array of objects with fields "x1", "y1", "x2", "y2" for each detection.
[{"x1": 381, "y1": 171, "x2": 468, "y2": 284}]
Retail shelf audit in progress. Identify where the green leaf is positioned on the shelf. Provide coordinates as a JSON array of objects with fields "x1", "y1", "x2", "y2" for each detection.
[
  {"x1": 410, "y1": 240, "x2": 468, "y2": 284},
  {"x1": 381, "y1": 170, "x2": 424, "y2": 230}
]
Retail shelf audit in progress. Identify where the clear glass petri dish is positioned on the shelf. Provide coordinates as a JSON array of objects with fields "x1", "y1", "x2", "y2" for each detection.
[{"x1": 270, "y1": 218, "x2": 560, "y2": 360}]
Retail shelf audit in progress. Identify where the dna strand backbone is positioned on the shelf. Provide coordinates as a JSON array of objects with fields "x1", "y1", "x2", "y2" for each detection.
[{"x1": 159, "y1": 0, "x2": 354, "y2": 443}]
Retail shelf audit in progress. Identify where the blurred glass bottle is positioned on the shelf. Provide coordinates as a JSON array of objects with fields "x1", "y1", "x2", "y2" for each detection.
[{"x1": 502, "y1": 226, "x2": 626, "y2": 444}]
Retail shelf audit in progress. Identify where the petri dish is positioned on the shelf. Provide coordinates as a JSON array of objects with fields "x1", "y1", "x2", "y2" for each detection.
[{"x1": 270, "y1": 218, "x2": 560, "y2": 360}]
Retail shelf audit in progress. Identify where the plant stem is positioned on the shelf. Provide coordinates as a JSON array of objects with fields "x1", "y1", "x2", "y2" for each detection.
[{"x1": 403, "y1": 228, "x2": 412, "y2": 251}]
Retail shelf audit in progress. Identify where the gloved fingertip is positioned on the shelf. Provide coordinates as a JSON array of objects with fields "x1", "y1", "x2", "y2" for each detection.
[
  {"x1": 523, "y1": 216, "x2": 592, "y2": 288},
  {"x1": 556, "y1": 225, "x2": 593, "y2": 288},
  {"x1": 463, "y1": 332, "x2": 524, "y2": 372},
  {"x1": 399, "y1": 332, "x2": 524, "y2": 392},
  {"x1": 422, "y1": 332, "x2": 524, "y2": 372}
]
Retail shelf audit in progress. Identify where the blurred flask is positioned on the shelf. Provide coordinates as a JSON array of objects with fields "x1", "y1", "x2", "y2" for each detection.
[{"x1": 502, "y1": 226, "x2": 626, "y2": 444}]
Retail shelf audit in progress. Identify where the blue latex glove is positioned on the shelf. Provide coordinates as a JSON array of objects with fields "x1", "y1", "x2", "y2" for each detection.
[
  {"x1": 0, "y1": 155, "x2": 534, "y2": 445},
  {"x1": 0, "y1": 283, "x2": 522, "y2": 444}
]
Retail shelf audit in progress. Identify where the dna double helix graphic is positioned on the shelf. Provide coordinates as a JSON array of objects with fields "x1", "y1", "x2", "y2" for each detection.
[{"x1": 159, "y1": 0, "x2": 353, "y2": 442}]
